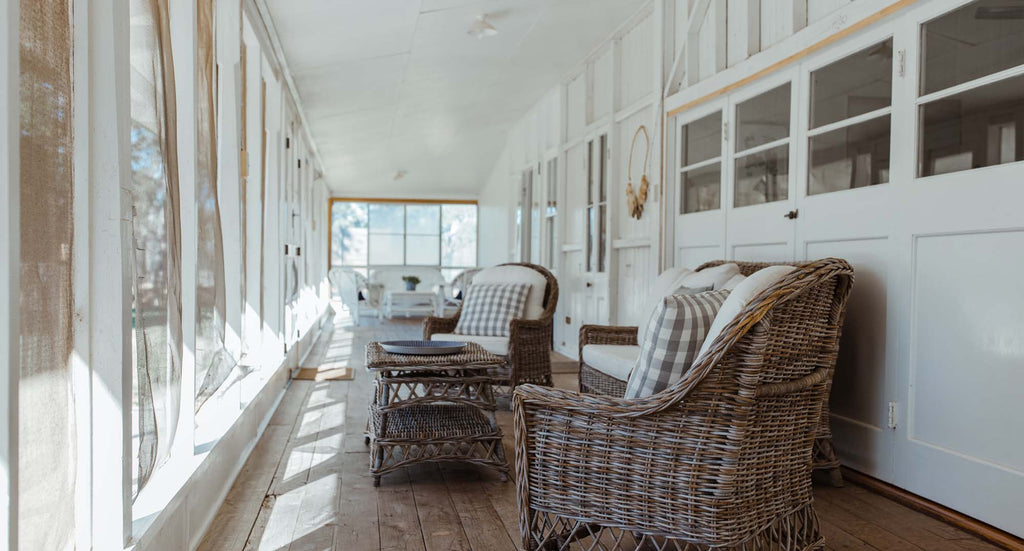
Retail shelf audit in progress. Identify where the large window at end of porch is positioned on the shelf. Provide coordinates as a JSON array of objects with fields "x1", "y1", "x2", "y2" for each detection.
[{"x1": 330, "y1": 201, "x2": 478, "y2": 279}]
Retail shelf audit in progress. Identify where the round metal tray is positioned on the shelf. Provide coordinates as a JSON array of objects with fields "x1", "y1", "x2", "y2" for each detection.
[{"x1": 379, "y1": 340, "x2": 467, "y2": 355}]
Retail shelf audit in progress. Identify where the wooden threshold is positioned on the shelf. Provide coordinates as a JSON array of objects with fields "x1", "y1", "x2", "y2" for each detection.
[{"x1": 842, "y1": 467, "x2": 1024, "y2": 551}]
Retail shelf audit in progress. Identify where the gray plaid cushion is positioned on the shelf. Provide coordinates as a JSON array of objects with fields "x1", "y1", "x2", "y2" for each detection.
[
  {"x1": 454, "y1": 283, "x2": 531, "y2": 337},
  {"x1": 624, "y1": 289, "x2": 730, "y2": 398}
]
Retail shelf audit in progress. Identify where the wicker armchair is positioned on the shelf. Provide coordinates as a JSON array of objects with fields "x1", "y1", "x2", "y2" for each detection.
[
  {"x1": 579, "y1": 259, "x2": 846, "y2": 486},
  {"x1": 423, "y1": 262, "x2": 559, "y2": 389},
  {"x1": 514, "y1": 258, "x2": 853, "y2": 550}
]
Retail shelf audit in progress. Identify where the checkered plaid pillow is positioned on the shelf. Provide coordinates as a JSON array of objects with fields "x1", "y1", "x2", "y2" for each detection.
[
  {"x1": 454, "y1": 283, "x2": 532, "y2": 337},
  {"x1": 624, "y1": 289, "x2": 730, "y2": 398}
]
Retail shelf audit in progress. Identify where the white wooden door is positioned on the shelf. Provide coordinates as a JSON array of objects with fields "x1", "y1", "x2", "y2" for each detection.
[
  {"x1": 888, "y1": 1, "x2": 1024, "y2": 536},
  {"x1": 674, "y1": 100, "x2": 727, "y2": 269},
  {"x1": 725, "y1": 71, "x2": 798, "y2": 262},
  {"x1": 582, "y1": 131, "x2": 610, "y2": 325},
  {"x1": 793, "y1": 24, "x2": 899, "y2": 481},
  {"x1": 557, "y1": 142, "x2": 587, "y2": 357}
]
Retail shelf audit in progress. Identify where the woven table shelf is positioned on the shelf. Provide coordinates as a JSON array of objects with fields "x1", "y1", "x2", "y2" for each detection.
[{"x1": 365, "y1": 340, "x2": 510, "y2": 486}]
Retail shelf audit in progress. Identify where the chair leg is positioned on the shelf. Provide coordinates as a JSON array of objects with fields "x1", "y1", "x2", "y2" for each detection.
[{"x1": 813, "y1": 437, "x2": 844, "y2": 487}]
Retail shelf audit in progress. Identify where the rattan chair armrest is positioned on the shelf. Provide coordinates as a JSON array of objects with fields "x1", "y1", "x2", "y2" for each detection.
[
  {"x1": 422, "y1": 315, "x2": 458, "y2": 339},
  {"x1": 514, "y1": 383, "x2": 670, "y2": 418},
  {"x1": 579, "y1": 324, "x2": 638, "y2": 347},
  {"x1": 508, "y1": 317, "x2": 551, "y2": 333}
]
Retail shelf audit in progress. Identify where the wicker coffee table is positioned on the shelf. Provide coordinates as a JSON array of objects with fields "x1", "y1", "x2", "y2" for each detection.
[{"x1": 364, "y1": 342, "x2": 510, "y2": 486}]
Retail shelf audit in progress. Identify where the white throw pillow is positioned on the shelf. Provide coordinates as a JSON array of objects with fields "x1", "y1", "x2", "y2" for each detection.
[
  {"x1": 637, "y1": 267, "x2": 694, "y2": 344},
  {"x1": 680, "y1": 263, "x2": 740, "y2": 291},
  {"x1": 721, "y1": 273, "x2": 747, "y2": 291},
  {"x1": 472, "y1": 266, "x2": 548, "y2": 320},
  {"x1": 695, "y1": 265, "x2": 796, "y2": 363}
]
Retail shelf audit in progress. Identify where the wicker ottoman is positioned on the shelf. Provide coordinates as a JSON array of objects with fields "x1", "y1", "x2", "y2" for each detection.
[{"x1": 364, "y1": 342, "x2": 510, "y2": 486}]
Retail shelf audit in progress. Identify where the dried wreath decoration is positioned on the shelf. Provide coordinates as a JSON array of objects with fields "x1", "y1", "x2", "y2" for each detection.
[{"x1": 625, "y1": 124, "x2": 650, "y2": 219}]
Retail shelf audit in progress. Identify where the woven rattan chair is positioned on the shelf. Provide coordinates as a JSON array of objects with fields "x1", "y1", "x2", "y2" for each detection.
[
  {"x1": 423, "y1": 262, "x2": 559, "y2": 389},
  {"x1": 579, "y1": 259, "x2": 846, "y2": 486},
  {"x1": 514, "y1": 258, "x2": 853, "y2": 550}
]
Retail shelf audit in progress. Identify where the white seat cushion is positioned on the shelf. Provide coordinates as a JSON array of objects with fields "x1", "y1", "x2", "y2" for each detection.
[
  {"x1": 431, "y1": 333, "x2": 510, "y2": 356},
  {"x1": 581, "y1": 344, "x2": 641, "y2": 382},
  {"x1": 696, "y1": 265, "x2": 796, "y2": 363},
  {"x1": 472, "y1": 266, "x2": 548, "y2": 320}
]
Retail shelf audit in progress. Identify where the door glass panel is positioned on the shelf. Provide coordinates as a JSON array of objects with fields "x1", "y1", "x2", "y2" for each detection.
[
  {"x1": 736, "y1": 83, "x2": 791, "y2": 151},
  {"x1": 921, "y1": 0, "x2": 1024, "y2": 96},
  {"x1": 545, "y1": 158, "x2": 558, "y2": 269},
  {"x1": 919, "y1": 73, "x2": 1024, "y2": 176},
  {"x1": 586, "y1": 206, "x2": 595, "y2": 272},
  {"x1": 682, "y1": 111, "x2": 722, "y2": 166},
  {"x1": 681, "y1": 164, "x2": 722, "y2": 213},
  {"x1": 598, "y1": 204, "x2": 606, "y2": 272},
  {"x1": 734, "y1": 144, "x2": 790, "y2": 207},
  {"x1": 810, "y1": 115, "x2": 891, "y2": 195},
  {"x1": 811, "y1": 39, "x2": 893, "y2": 128},
  {"x1": 599, "y1": 135, "x2": 607, "y2": 201}
]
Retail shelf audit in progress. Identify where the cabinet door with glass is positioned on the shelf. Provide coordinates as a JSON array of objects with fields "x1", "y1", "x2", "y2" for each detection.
[
  {"x1": 724, "y1": 72, "x2": 798, "y2": 262},
  {"x1": 674, "y1": 101, "x2": 727, "y2": 269}
]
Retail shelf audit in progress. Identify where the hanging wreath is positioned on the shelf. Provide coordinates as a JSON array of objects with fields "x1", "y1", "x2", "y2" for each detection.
[{"x1": 625, "y1": 124, "x2": 650, "y2": 219}]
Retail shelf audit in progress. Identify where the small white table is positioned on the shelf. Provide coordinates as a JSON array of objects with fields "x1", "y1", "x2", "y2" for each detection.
[{"x1": 381, "y1": 290, "x2": 442, "y2": 319}]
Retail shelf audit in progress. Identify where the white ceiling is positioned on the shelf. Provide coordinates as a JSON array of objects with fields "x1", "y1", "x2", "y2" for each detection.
[{"x1": 265, "y1": 0, "x2": 648, "y2": 197}]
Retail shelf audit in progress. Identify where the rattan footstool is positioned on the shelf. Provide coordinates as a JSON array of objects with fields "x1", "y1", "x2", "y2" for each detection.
[{"x1": 364, "y1": 342, "x2": 510, "y2": 486}]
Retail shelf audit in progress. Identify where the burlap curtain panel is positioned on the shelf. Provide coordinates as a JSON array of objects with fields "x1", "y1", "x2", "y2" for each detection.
[
  {"x1": 18, "y1": 1, "x2": 77, "y2": 548},
  {"x1": 195, "y1": 0, "x2": 235, "y2": 411},
  {"x1": 129, "y1": 0, "x2": 183, "y2": 498}
]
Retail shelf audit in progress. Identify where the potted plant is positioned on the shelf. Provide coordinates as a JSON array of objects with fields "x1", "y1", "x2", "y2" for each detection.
[{"x1": 402, "y1": 275, "x2": 421, "y2": 291}]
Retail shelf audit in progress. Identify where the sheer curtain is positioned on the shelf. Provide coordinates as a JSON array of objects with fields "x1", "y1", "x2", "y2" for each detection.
[
  {"x1": 195, "y1": 0, "x2": 234, "y2": 411},
  {"x1": 129, "y1": 0, "x2": 183, "y2": 497},
  {"x1": 18, "y1": 1, "x2": 76, "y2": 547}
]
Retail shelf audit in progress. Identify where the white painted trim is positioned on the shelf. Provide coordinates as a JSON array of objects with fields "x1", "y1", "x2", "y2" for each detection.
[
  {"x1": 71, "y1": 0, "x2": 92, "y2": 545},
  {"x1": 247, "y1": 0, "x2": 326, "y2": 178},
  {"x1": 612, "y1": 238, "x2": 652, "y2": 249},
  {"x1": 0, "y1": 0, "x2": 18, "y2": 547},
  {"x1": 170, "y1": 0, "x2": 198, "y2": 481},
  {"x1": 87, "y1": 0, "x2": 133, "y2": 546},
  {"x1": 806, "y1": 106, "x2": 892, "y2": 137}
]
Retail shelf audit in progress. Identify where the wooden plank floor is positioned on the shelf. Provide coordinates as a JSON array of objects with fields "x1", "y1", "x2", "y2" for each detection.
[{"x1": 198, "y1": 313, "x2": 1001, "y2": 551}]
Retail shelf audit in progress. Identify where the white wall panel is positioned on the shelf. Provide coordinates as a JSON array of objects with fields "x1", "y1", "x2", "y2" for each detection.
[
  {"x1": 564, "y1": 142, "x2": 586, "y2": 245},
  {"x1": 911, "y1": 231, "x2": 1024, "y2": 474},
  {"x1": 592, "y1": 48, "x2": 613, "y2": 122},
  {"x1": 808, "y1": 0, "x2": 851, "y2": 23},
  {"x1": 566, "y1": 73, "x2": 587, "y2": 141},
  {"x1": 619, "y1": 13, "x2": 654, "y2": 108},
  {"x1": 677, "y1": 244, "x2": 721, "y2": 270},
  {"x1": 806, "y1": 237, "x2": 892, "y2": 475},
  {"x1": 616, "y1": 106, "x2": 655, "y2": 241},
  {"x1": 616, "y1": 246, "x2": 653, "y2": 326}
]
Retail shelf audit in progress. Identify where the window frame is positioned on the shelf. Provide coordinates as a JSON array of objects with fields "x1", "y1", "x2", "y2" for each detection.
[{"x1": 328, "y1": 198, "x2": 479, "y2": 273}]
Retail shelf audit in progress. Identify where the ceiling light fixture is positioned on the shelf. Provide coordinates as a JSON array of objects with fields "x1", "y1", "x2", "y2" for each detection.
[{"x1": 468, "y1": 14, "x2": 498, "y2": 39}]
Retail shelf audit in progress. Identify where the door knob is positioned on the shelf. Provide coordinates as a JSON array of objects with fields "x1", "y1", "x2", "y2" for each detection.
[
  {"x1": 784, "y1": 209, "x2": 799, "y2": 220},
  {"x1": 586, "y1": 281, "x2": 593, "y2": 288}
]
